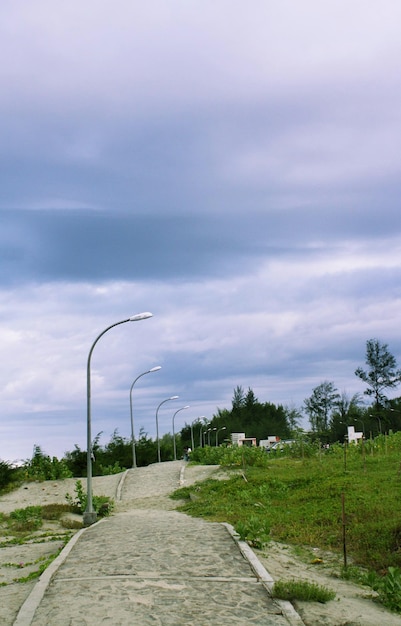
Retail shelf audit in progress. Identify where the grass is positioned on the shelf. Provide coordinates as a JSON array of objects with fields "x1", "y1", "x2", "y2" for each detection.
[
  {"x1": 171, "y1": 432, "x2": 401, "y2": 613},
  {"x1": 272, "y1": 579, "x2": 335, "y2": 603}
]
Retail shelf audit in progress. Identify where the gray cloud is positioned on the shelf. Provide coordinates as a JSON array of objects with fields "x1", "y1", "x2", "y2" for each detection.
[{"x1": 1, "y1": 0, "x2": 401, "y2": 461}]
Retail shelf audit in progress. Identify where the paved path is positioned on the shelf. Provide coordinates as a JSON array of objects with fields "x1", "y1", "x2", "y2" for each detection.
[{"x1": 14, "y1": 462, "x2": 304, "y2": 626}]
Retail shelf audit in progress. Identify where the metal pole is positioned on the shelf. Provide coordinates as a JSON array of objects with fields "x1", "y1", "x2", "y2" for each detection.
[
  {"x1": 190, "y1": 423, "x2": 195, "y2": 451},
  {"x1": 172, "y1": 406, "x2": 190, "y2": 461},
  {"x1": 216, "y1": 426, "x2": 226, "y2": 446},
  {"x1": 156, "y1": 396, "x2": 179, "y2": 463},
  {"x1": 83, "y1": 312, "x2": 153, "y2": 527},
  {"x1": 129, "y1": 366, "x2": 161, "y2": 468}
]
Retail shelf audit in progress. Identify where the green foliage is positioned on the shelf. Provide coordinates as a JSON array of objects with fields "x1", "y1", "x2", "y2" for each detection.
[
  {"x1": 98, "y1": 461, "x2": 124, "y2": 475},
  {"x1": 9, "y1": 506, "x2": 43, "y2": 532},
  {"x1": 355, "y1": 338, "x2": 401, "y2": 408},
  {"x1": 379, "y1": 567, "x2": 401, "y2": 613},
  {"x1": 173, "y1": 432, "x2": 401, "y2": 579},
  {"x1": 304, "y1": 380, "x2": 340, "y2": 436},
  {"x1": 13, "y1": 550, "x2": 62, "y2": 583},
  {"x1": 235, "y1": 516, "x2": 270, "y2": 548},
  {"x1": 65, "y1": 480, "x2": 114, "y2": 517},
  {"x1": 0, "y1": 460, "x2": 18, "y2": 491},
  {"x1": 23, "y1": 445, "x2": 73, "y2": 481},
  {"x1": 273, "y1": 579, "x2": 335, "y2": 603}
]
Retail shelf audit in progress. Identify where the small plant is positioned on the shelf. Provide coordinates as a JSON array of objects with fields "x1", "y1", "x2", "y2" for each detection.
[
  {"x1": 372, "y1": 567, "x2": 401, "y2": 613},
  {"x1": 40, "y1": 503, "x2": 73, "y2": 520},
  {"x1": 65, "y1": 480, "x2": 113, "y2": 517},
  {"x1": 381, "y1": 567, "x2": 401, "y2": 612},
  {"x1": 273, "y1": 579, "x2": 335, "y2": 603},
  {"x1": 9, "y1": 506, "x2": 43, "y2": 532},
  {"x1": 235, "y1": 516, "x2": 270, "y2": 548}
]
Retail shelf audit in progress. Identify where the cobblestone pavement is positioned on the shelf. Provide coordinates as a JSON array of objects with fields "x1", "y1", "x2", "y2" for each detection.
[{"x1": 14, "y1": 462, "x2": 304, "y2": 626}]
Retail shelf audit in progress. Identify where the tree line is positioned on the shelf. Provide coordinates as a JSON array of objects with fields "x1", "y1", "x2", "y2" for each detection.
[{"x1": 2, "y1": 337, "x2": 400, "y2": 483}]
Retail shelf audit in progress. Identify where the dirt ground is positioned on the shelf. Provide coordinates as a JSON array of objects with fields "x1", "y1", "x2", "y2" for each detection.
[{"x1": 1, "y1": 473, "x2": 401, "y2": 626}]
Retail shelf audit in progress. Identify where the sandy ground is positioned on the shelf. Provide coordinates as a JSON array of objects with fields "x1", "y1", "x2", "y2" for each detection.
[{"x1": 1, "y1": 469, "x2": 401, "y2": 626}]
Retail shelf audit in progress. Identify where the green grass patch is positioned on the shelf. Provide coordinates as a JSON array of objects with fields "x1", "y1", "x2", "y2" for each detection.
[
  {"x1": 272, "y1": 579, "x2": 335, "y2": 603},
  {"x1": 172, "y1": 433, "x2": 401, "y2": 613}
]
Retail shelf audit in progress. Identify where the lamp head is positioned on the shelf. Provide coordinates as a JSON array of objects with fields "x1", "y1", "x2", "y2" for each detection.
[
  {"x1": 170, "y1": 395, "x2": 179, "y2": 400},
  {"x1": 129, "y1": 312, "x2": 153, "y2": 321},
  {"x1": 149, "y1": 366, "x2": 162, "y2": 372}
]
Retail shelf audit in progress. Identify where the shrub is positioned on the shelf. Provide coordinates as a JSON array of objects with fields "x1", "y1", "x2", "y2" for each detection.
[
  {"x1": 9, "y1": 506, "x2": 43, "y2": 532},
  {"x1": 273, "y1": 579, "x2": 335, "y2": 603},
  {"x1": 23, "y1": 446, "x2": 73, "y2": 481},
  {"x1": 65, "y1": 480, "x2": 114, "y2": 517},
  {"x1": 0, "y1": 460, "x2": 18, "y2": 491}
]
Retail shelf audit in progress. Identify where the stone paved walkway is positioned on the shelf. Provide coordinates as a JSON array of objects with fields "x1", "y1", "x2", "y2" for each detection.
[{"x1": 14, "y1": 461, "x2": 304, "y2": 625}]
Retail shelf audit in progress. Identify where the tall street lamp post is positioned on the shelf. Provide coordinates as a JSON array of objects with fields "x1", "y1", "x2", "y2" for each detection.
[
  {"x1": 172, "y1": 406, "x2": 190, "y2": 460},
  {"x1": 84, "y1": 312, "x2": 153, "y2": 527},
  {"x1": 156, "y1": 396, "x2": 179, "y2": 463},
  {"x1": 191, "y1": 416, "x2": 206, "y2": 451},
  {"x1": 216, "y1": 426, "x2": 226, "y2": 446},
  {"x1": 129, "y1": 366, "x2": 161, "y2": 468},
  {"x1": 207, "y1": 428, "x2": 216, "y2": 446},
  {"x1": 200, "y1": 424, "x2": 208, "y2": 447}
]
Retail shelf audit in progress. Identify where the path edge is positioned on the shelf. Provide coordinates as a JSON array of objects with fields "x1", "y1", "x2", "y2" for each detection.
[{"x1": 222, "y1": 522, "x2": 306, "y2": 626}]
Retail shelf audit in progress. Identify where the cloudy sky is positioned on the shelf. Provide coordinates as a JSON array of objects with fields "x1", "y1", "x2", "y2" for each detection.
[{"x1": 1, "y1": 1, "x2": 401, "y2": 463}]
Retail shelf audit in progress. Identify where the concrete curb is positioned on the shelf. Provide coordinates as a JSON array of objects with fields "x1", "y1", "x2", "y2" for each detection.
[
  {"x1": 222, "y1": 523, "x2": 306, "y2": 626},
  {"x1": 13, "y1": 519, "x2": 105, "y2": 626},
  {"x1": 116, "y1": 468, "x2": 129, "y2": 501}
]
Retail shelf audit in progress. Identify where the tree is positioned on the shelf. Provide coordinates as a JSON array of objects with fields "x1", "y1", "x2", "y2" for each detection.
[
  {"x1": 304, "y1": 381, "x2": 340, "y2": 434},
  {"x1": 245, "y1": 387, "x2": 258, "y2": 408},
  {"x1": 232, "y1": 385, "x2": 246, "y2": 411},
  {"x1": 329, "y1": 392, "x2": 363, "y2": 442},
  {"x1": 355, "y1": 339, "x2": 401, "y2": 409}
]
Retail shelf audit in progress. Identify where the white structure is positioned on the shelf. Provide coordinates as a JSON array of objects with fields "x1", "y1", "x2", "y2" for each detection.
[
  {"x1": 231, "y1": 433, "x2": 257, "y2": 447},
  {"x1": 347, "y1": 426, "x2": 363, "y2": 444},
  {"x1": 259, "y1": 436, "x2": 280, "y2": 448},
  {"x1": 231, "y1": 433, "x2": 246, "y2": 446}
]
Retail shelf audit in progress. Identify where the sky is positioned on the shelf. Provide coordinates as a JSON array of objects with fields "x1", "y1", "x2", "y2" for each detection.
[{"x1": 1, "y1": 1, "x2": 401, "y2": 463}]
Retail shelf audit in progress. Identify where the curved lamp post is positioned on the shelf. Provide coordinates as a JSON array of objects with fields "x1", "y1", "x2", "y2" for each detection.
[
  {"x1": 191, "y1": 416, "x2": 206, "y2": 451},
  {"x1": 129, "y1": 366, "x2": 161, "y2": 468},
  {"x1": 216, "y1": 426, "x2": 226, "y2": 446},
  {"x1": 84, "y1": 312, "x2": 153, "y2": 526},
  {"x1": 172, "y1": 405, "x2": 190, "y2": 460},
  {"x1": 156, "y1": 396, "x2": 179, "y2": 463},
  {"x1": 207, "y1": 427, "x2": 216, "y2": 446}
]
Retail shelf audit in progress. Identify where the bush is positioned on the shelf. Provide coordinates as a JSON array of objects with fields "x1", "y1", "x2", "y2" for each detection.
[
  {"x1": 0, "y1": 460, "x2": 18, "y2": 491},
  {"x1": 9, "y1": 506, "x2": 43, "y2": 532},
  {"x1": 273, "y1": 579, "x2": 335, "y2": 603},
  {"x1": 23, "y1": 446, "x2": 73, "y2": 481},
  {"x1": 65, "y1": 480, "x2": 114, "y2": 517}
]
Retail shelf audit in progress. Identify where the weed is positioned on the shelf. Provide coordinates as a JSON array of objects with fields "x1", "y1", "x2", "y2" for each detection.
[
  {"x1": 9, "y1": 506, "x2": 43, "y2": 532},
  {"x1": 235, "y1": 516, "x2": 270, "y2": 548},
  {"x1": 273, "y1": 579, "x2": 335, "y2": 603},
  {"x1": 65, "y1": 480, "x2": 113, "y2": 517},
  {"x1": 40, "y1": 503, "x2": 74, "y2": 520}
]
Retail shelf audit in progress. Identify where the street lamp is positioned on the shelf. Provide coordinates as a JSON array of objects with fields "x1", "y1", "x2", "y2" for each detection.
[
  {"x1": 84, "y1": 312, "x2": 153, "y2": 526},
  {"x1": 207, "y1": 428, "x2": 216, "y2": 446},
  {"x1": 216, "y1": 426, "x2": 226, "y2": 446},
  {"x1": 172, "y1": 405, "x2": 190, "y2": 461},
  {"x1": 129, "y1": 366, "x2": 161, "y2": 468},
  {"x1": 156, "y1": 396, "x2": 179, "y2": 463},
  {"x1": 191, "y1": 416, "x2": 206, "y2": 451},
  {"x1": 369, "y1": 413, "x2": 382, "y2": 435},
  {"x1": 200, "y1": 424, "x2": 209, "y2": 447}
]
